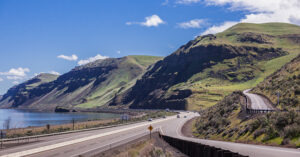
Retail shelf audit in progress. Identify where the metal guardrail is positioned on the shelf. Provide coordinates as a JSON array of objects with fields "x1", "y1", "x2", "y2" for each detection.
[
  {"x1": 246, "y1": 108, "x2": 276, "y2": 114},
  {"x1": 160, "y1": 134, "x2": 248, "y2": 157}
]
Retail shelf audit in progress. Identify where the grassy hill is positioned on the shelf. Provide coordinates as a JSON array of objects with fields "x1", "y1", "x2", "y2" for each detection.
[
  {"x1": 193, "y1": 91, "x2": 300, "y2": 147},
  {"x1": 0, "y1": 55, "x2": 161, "y2": 110},
  {"x1": 193, "y1": 50, "x2": 300, "y2": 147},
  {"x1": 0, "y1": 73, "x2": 59, "y2": 108},
  {"x1": 253, "y1": 54, "x2": 300, "y2": 109},
  {"x1": 114, "y1": 23, "x2": 300, "y2": 110}
]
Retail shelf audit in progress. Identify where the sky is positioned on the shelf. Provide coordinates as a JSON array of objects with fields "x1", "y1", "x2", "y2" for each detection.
[{"x1": 0, "y1": 0, "x2": 300, "y2": 94}]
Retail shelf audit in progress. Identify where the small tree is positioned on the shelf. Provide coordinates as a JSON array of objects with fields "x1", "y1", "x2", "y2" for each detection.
[
  {"x1": 46, "y1": 124, "x2": 50, "y2": 132},
  {"x1": 3, "y1": 117, "x2": 11, "y2": 130}
]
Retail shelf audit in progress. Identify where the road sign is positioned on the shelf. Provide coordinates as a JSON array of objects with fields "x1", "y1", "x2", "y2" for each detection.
[
  {"x1": 148, "y1": 125, "x2": 153, "y2": 131},
  {"x1": 148, "y1": 125, "x2": 153, "y2": 139}
]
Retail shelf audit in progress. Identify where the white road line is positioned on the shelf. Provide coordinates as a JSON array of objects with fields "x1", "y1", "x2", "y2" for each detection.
[
  {"x1": 70, "y1": 131, "x2": 148, "y2": 157},
  {"x1": 0, "y1": 116, "x2": 176, "y2": 157}
]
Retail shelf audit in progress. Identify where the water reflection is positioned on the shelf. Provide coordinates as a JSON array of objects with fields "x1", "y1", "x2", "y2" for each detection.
[{"x1": 0, "y1": 109, "x2": 120, "y2": 129}]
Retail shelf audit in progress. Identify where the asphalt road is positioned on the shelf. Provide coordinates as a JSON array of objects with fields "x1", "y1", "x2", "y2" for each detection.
[
  {"x1": 0, "y1": 112, "x2": 191, "y2": 157},
  {"x1": 1, "y1": 112, "x2": 300, "y2": 157},
  {"x1": 243, "y1": 89, "x2": 274, "y2": 110}
]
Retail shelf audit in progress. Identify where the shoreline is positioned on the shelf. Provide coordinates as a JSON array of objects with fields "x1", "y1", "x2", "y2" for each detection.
[{"x1": 1, "y1": 110, "x2": 175, "y2": 138}]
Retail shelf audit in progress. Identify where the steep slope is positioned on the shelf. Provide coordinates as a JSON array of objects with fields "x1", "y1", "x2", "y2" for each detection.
[
  {"x1": 0, "y1": 55, "x2": 162, "y2": 110},
  {"x1": 253, "y1": 54, "x2": 300, "y2": 109},
  {"x1": 193, "y1": 91, "x2": 300, "y2": 147},
  {"x1": 113, "y1": 23, "x2": 300, "y2": 110},
  {"x1": 0, "y1": 73, "x2": 59, "y2": 108}
]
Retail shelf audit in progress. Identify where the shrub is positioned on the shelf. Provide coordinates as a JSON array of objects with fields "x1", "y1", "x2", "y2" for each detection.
[
  {"x1": 284, "y1": 124, "x2": 300, "y2": 138},
  {"x1": 254, "y1": 129, "x2": 265, "y2": 139},
  {"x1": 263, "y1": 126, "x2": 279, "y2": 141},
  {"x1": 250, "y1": 119, "x2": 261, "y2": 133},
  {"x1": 281, "y1": 138, "x2": 290, "y2": 145},
  {"x1": 274, "y1": 114, "x2": 288, "y2": 130}
]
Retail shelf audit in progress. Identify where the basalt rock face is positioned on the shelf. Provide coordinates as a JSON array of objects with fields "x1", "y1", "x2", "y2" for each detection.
[
  {"x1": 0, "y1": 73, "x2": 59, "y2": 108},
  {"x1": 115, "y1": 43, "x2": 286, "y2": 109},
  {"x1": 0, "y1": 56, "x2": 162, "y2": 111},
  {"x1": 113, "y1": 23, "x2": 300, "y2": 110}
]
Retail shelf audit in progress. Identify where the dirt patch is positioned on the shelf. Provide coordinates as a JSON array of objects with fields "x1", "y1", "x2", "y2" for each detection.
[
  {"x1": 181, "y1": 118, "x2": 197, "y2": 138},
  {"x1": 94, "y1": 133, "x2": 187, "y2": 157}
]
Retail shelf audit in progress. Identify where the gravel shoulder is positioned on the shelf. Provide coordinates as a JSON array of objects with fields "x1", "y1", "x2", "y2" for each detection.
[
  {"x1": 181, "y1": 117, "x2": 197, "y2": 138},
  {"x1": 93, "y1": 132, "x2": 187, "y2": 157}
]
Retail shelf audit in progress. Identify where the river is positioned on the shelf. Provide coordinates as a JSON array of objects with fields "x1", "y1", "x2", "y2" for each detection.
[{"x1": 0, "y1": 109, "x2": 120, "y2": 129}]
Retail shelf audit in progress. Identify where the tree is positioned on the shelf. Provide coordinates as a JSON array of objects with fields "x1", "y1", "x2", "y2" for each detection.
[{"x1": 3, "y1": 117, "x2": 11, "y2": 130}]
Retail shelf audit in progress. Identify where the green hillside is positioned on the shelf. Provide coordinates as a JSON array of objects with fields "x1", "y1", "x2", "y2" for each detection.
[
  {"x1": 115, "y1": 23, "x2": 300, "y2": 110},
  {"x1": 0, "y1": 55, "x2": 161, "y2": 110},
  {"x1": 77, "y1": 55, "x2": 162, "y2": 108},
  {"x1": 0, "y1": 73, "x2": 59, "y2": 108},
  {"x1": 253, "y1": 54, "x2": 300, "y2": 109}
]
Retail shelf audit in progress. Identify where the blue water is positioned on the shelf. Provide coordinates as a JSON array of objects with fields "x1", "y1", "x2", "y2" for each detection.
[{"x1": 0, "y1": 109, "x2": 120, "y2": 129}]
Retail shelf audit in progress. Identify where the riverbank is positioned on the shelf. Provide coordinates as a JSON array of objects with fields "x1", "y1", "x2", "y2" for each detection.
[{"x1": 2, "y1": 110, "x2": 175, "y2": 138}]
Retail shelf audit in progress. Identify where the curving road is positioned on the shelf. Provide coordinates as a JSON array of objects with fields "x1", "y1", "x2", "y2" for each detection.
[
  {"x1": 1, "y1": 112, "x2": 300, "y2": 157},
  {"x1": 243, "y1": 89, "x2": 274, "y2": 110}
]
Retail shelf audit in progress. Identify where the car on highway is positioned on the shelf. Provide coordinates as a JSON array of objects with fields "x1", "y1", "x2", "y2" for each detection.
[
  {"x1": 184, "y1": 116, "x2": 187, "y2": 118},
  {"x1": 177, "y1": 115, "x2": 180, "y2": 118},
  {"x1": 163, "y1": 115, "x2": 166, "y2": 118},
  {"x1": 148, "y1": 118, "x2": 153, "y2": 121}
]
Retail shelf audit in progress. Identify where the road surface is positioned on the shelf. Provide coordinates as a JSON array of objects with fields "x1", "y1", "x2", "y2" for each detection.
[
  {"x1": 1, "y1": 112, "x2": 300, "y2": 157},
  {"x1": 243, "y1": 89, "x2": 274, "y2": 110}
]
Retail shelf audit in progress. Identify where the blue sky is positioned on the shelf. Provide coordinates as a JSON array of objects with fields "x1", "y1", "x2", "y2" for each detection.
[{"x1": 0, "y1": 0, "x2": 300, "y2": 94}]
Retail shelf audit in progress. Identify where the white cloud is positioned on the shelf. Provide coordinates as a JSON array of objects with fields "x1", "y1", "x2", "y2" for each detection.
[
  {"x1": 201, "y1": 21, "x2": 238, "y2": 35},
  {"x1": 12, "y1": 81, "x2": 19, "y2": 85},
  {"x1": 49, "y1": 71, "x2": 60, "y2": 75},
  {"x1": 162, "y1": 0, "x2": 169, "y2": 5},
  {"x1": 6, "y1": 76, "x2": 24, "y2": 80},
  {"x1": 176, "y1": 0, "x2": 200, "y2": 4},
  {"x1": 201, "y1": 0, "x2": 300, "y2": 35},
  {"x1": 78, "y1": 54, "x2": 109, "y2": 66},
  {"x1": 117, "y1": 50, "x2": 121, "y2": 54},
  {"x1": 57, "y1": 54, "x2": 78, "y2": 61},
  {"x1": 0, "y1": 77, "x2": 3, "y2": 82},
  {"x1": 177, "y1": 19, "x2": 207, "y2": 29},
  {"x1": 0, "y1": 67, "x2": 30, "y2": 78},
  {"x1": 126, "y1": 15, "x2": 165, "y2": 27}
]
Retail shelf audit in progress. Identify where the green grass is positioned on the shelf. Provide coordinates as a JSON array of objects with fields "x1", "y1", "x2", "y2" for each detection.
[
  {"x1": 76, "y1": 55, "x2": 162, "y2": 108},
  {"x1": 182, "y1": 52, "x2": 299, "y2": 110},
  {"x1": 220, "y1": 23, "x2": 300, "y2": 36}
]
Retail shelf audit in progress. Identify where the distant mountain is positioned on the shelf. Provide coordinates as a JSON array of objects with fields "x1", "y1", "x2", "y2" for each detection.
[
  {"x1": 0, "y1": 73, "x2": 59, "y2": 108},
  {"x1": 253, "y1": 54, "x2": 300, "y2": 109},
  {"x1": 112, "y1": 23, "x2": 300, "y2": 110},
  {"x1": 0, "y1": 55, "x2": 162, "y2": 111}
]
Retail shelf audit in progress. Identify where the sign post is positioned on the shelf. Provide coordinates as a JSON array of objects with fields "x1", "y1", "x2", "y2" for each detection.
[
  {"x1": 0, "y1": 130, "x2": 2, "y2": 149},
  {"x1": 0, "y1": 130, "x2": 6, "y2": 149},
  {"x1": 277, "y1": 91, "x2": 280, "y2": 106},
  {"x1": 148, "y1": 125, "x2": 153, "y2": 139}
]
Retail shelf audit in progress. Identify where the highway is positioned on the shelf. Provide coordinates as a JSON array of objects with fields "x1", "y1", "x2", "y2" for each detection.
[
  {"x1": 243, "y1": 89, "x2": 274, "y2": 110},
  {"x1": 0, "y1": 111, "x2": 300, "y2": 157},
  {"x1": 0, "y1": 112, "x2": 191, "y2": 157}
]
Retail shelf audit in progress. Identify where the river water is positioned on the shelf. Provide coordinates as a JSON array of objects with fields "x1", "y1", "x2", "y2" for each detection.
[{"x1": 0, "y1": 109, "x2": 120, "y2": 129}]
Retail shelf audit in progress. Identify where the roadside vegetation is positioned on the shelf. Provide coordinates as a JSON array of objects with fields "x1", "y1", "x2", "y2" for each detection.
[
  {"x1": 193, "y1": 91, "x2": 300, "y2": 147},
  {"x1": 253, "y1": 54, "x2": 300, "y2": 109},
  {"x1": 3, "y1": 111, "x2": 175, "y2": 138}
]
